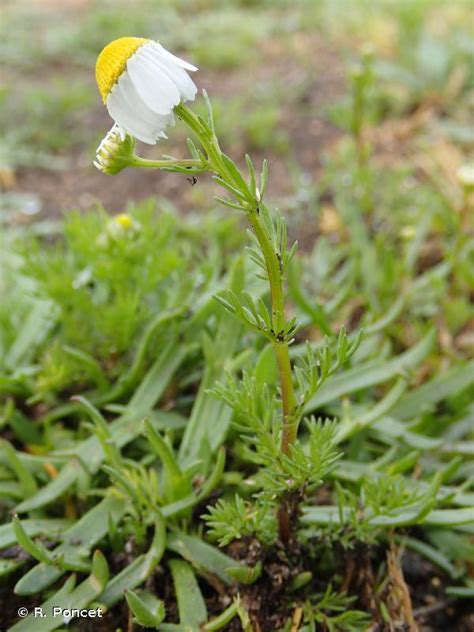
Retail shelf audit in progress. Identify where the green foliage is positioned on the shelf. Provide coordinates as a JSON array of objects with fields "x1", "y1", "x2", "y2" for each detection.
[
  {"x1": 259, "y1": 419, "x2": 340, "y2": 494},
  {"x1": 293, "y1": 330, "x2": 362, "y2": 411},
  {"x1": 27, "y1": 204, "x2": 181, "y2": 353},
  {"x1": 3, "y1": 201, "x2": 242, "y2": 403},
  {"x1": 192, "y1": 93, "x2": 288, "y2": 153},
  {"x1": 125, "y1": 590, "x2": 165, "y2": 628},
  {"x1": 2, "y1": 80, "x2": 93, "y2": 159},
  {"x1": 214, "y1": 289, "x2": 299, "y2": 342},
  {"x1": 1, "y1": 1, "x2": 474, "y2": 630},
  {"x1": 204, "y1": 495, "x2": 276, "y2": 546},
  {"x1": 302, "y1": 585, "x2": 371, "y2": 632}
]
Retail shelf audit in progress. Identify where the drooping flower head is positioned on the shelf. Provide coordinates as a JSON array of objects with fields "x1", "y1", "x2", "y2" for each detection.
[{"x1": 96, "y1": 37, "x2": 197, "y2": 144}]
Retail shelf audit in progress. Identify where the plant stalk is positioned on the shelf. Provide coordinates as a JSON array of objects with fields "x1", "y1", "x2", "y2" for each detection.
[
  {"x1": 131, "y1": 156, "x2": 204, "y2": 171},
  {"x1": 176, "y1": 103, "x2": 298, "y2": 540}
]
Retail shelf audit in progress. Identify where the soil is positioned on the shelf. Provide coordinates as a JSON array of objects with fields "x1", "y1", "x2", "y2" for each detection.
[{"x1": 2, "y1": 536, "x2": 473, "y2": 631}]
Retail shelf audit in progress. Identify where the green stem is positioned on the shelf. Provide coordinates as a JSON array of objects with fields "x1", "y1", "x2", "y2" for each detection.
[
  {"x1": 247, "y1": 210, "x2": 297, "y2": 453},
  {"x1": 175, "y1": 103, "x2": 299, "y2": 541},
  {"x1": 176, "y1": 104, "x2": 298, "y2": 455},
  {"x1": 174, "y1": 104, "x2": 226, "y2": 175},
  {"x1": 131, "y1": 156, "x2": 204, "y2": 171}
]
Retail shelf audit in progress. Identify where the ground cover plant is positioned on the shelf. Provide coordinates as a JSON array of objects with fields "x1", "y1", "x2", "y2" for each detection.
[{"x1": 1, "y1": 1, "x2": 473, "y2": 631}]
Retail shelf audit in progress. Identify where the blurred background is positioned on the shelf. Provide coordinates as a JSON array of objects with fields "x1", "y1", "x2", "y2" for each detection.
[{"x1": 1, "y1": 0, "x2": 473, "y2": 226}]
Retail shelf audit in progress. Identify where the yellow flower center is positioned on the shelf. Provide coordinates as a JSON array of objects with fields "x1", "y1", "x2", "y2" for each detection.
[
  {"x1": 115, "y1": 213, "x2": 134, "y2": 229},
  {"x1": 96, "y1": 37, "x2": 149, "y2": 102}
]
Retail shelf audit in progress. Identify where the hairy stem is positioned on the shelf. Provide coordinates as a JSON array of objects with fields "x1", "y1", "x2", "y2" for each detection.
[
  {"x1": 176, "y1": 103, "x2": 298, "y2": 540},
  {"x1": 131, "y1": 156, "x2": 204, "y2": 171},
  {"x1": 247, "y1": 211, "x2": 297, "y2": 453}
]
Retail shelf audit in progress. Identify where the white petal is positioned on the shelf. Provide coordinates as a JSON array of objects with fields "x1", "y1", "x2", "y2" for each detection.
[
  {"x1": 139, "y1": 46, "x2": 197, "y2": 102},
  {"x1": 118, "y1": 73, "x2": 172, "y2": 133},
  {"x1": 127, "y1": 50, "x2": 180, "y2": 115},
  {"x1": 152, "y1": 42, "x2": 198, "y2": 72},
  {"x1": 106, "y1": 86, "x2": 157, "y2": 144}
]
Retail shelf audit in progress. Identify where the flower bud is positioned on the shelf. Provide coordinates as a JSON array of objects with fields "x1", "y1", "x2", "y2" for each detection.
[{"x1": 94, "y1": 125, "x2": 136, "y2": 175}]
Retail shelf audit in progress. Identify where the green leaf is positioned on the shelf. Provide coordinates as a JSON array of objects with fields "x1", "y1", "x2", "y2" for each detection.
[
  {"x1": 12, "y1": 515, "x2": 55, "y2": 565},
  {"x1": 225, "y1": 560, "x2": 262, "y2": 584},
  {"x1": 202, "y1": 89, "x2": 215, "y2": 133},
  {"x1": 0, "y1": 519, "x2": 71, "y2": 549},
  {"x1": 179, "y1": 257, "x2": 244, "y2": 467},
  {"x1": 158, "y1": 625, "x2": 197, "y2": 632},
  {"x1": 143, "y1": 419, "x2": 189, "y2": 502},
  {"x1": 62, "y1": 345, "x2": 109, "y2": 391},
  {"x1": 305, "y1": 329, "x2": 435, "y2": 412},
  {"x1": 9, "y1": 551, "x2": 108, "y2": 632},
  {"x1": 335, "y1": 378, "x2": 407, "y2": 442},
  {"x1": 0, "y1": 559, "x2": 23, "y2": 577},
  {"x1": 363, "y1": 294, "x2": 405, "y2": 335},
  {"x1": 161, "y1": 448, "x2": 225, "y2": 518},
  {"x1": 221, "y1": 153, "x2": 251, "y2": 199},
  {"x1": 1, "y1": 440, "x2": 37, "y2": 497},
  {"x1": 213, "y1": 175, "x2": 247, "y2": 202},
  {"x1": 9, "y1": 575, "x2": 77, "y2": 632},
  {"x1": 14, "y1": 464, "x2": 79, "y2": 514},
  {"x1": 372, "y1": 416, "x2": 443, "y2": 450},
  {"x1": 445, "y1": 585, "x2": 474, "y2": 598},
  {"x1": 169, "y1": 559, "x2": 207, "y2": 627},
  {"x1": 126, "y1": 339, "x2": 190, "y2": 419},
  {"x1": 6, "y1": 409, "x2": 43, "y2": 445},
  {"x1": 214, "y1": 195, "x2": 245, "y2": 211},
  {"x1": 423, "y1": 508, "x2": 474, "y2": 526},
  {"x1": 391, "y1": 361, "x2": 474, "y2": 420},
  {"x1": 5, "y1": 299, "x2": 56, "y2": 370},
  {"x1": 301, "y1": 505, "x2": 474, "y2": 528},
  {"x1": 260, "y1": 159, "x2": 268, "y2": 200},
  {"x1": 167, "y1": 532, "x2": 241, "y2": 585},
  {"x1": 14, "y1": 496, "x2": 125, "y2": 596},
  {"x1": 14, "y1": 343, "x2": 189, "y2": 513},
  {"x1": 125, "y1": 590, "x2": 165, "y2": 628},
  {"x1": 245, "y1": 154, "x2": 257, "y2": 196},
  {"x1": 72, "y1": 396, "x2": 121, "y2": 467},
  {"x1": 101, "y1": 516, "x2": 166, "y2": 607},
  {"x1": 203, "y1": 602, "x2": 239, "y2": 631},
  {"x1": 399, "y1": 536, "x2": 459, "y2": 579},
  {"x1": 254, "y1": 344, "x2": 278, "y2": 386}
]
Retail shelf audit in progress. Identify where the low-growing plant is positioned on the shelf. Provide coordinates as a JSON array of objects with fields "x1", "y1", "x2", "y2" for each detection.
[{"x1": 1, "y1": 24, "x2": 473, "y2": 632}]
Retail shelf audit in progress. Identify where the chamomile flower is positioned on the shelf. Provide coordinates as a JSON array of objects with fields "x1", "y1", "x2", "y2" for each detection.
[
  {"x1": 97, "y1": 213, "x2": 139, "y2": 247},
  {"x1": 96, "y1": 37, "x2": 197, "y2": 145},
  {"x1": 107, "y1": 213, "x2": 139, "y2": 239},
  {"x1": 94, "y1": 124, "x2": 135, "y2": 174}
]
